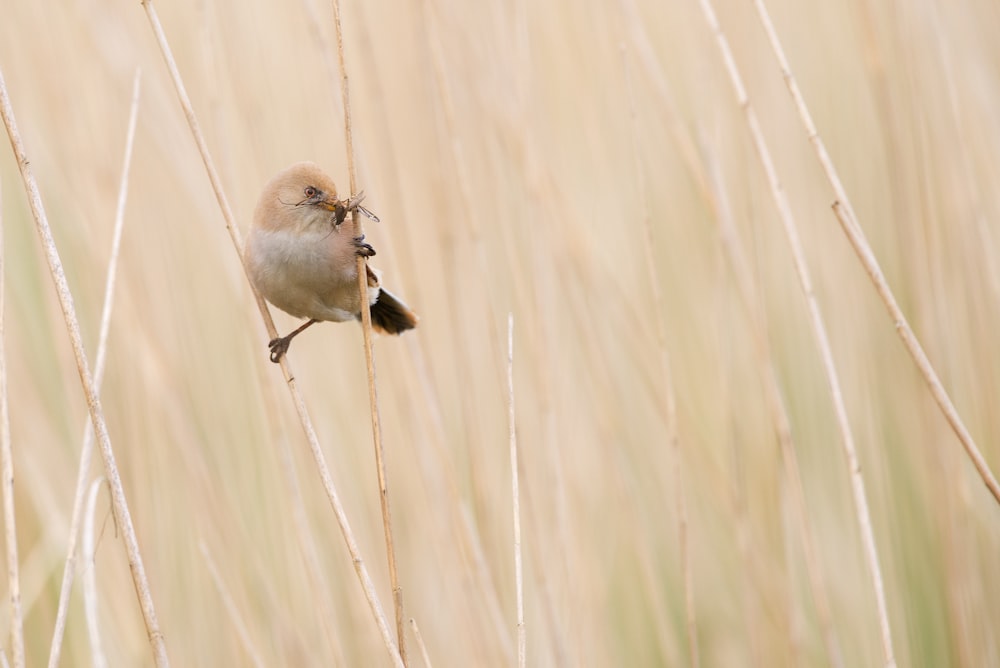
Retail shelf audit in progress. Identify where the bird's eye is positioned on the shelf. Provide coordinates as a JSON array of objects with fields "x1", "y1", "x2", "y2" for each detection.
[{"x1": 304, "y1": 186, "x2": 317, "y2": 198}]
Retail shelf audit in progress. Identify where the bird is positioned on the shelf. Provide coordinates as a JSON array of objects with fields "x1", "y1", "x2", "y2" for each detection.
[{"x1": 245, "y1": 161, "x2": 417, "y2": 362}]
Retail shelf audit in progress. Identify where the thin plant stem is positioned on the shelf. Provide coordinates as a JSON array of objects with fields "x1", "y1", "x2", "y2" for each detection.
[
  {"x1": 48, "y1": 68, "x2": 141, "y2": 668},
  {"x1": 138, "y1": 2, "x2": 403, "y2": 666},
  {"x1": 0, "y1": 66, "x2": 169, "y2": 667},
  {"x1": 198, "y1": 540, "x2": 267, "y2": 668},
  {"x1": 329, "y1": 0, "x2": 407, "y2": 664},
  {"x1": 621, "y1": 3, "x2": 845, "y2": 659},
  {"x1": 751, "y1": 0, "x2": 1000, "y2": 505},
  {"x1": 419, "y1": 5, "x2": 516, "y2": 660},
  {"x1": 273, "y1": 432, "x2": 347, "y2": 664},
  {"x1": 703, "y1": 142, "x2": 843, "y2": 668},
  {"x1": 621, "y1": 44, "x2": 699, "y2": 668},
  {"x1": 256, "y1": 326, "x2": 347, "y2": 662},
  {"x1": 81, "y1": 479, "x2": 108, "y2": 668},
  {"x1": 507, "y1": 315, "x2": 526, "y2": 668},
  {"x1": 617, "y1": 0, "x2": 713, "y2": 211},
  {"x1": 503, "y1": 8, "x2": 574, "y2": 663},
  {"x1": 409, "y1": 618, "x2": 433, "y2": 668},
  {"x1": 695, "y1": 1, "x2": 896, "y2": 665},
  {"x1": 0, "y1": 174, "x2": 25, "y2": 668},
  {"x1": 307, "y1": 2, "x2": 513, "y2": 661},
  {"x1": 619, "y1": 10, "x2": 843, "y2": 664}
]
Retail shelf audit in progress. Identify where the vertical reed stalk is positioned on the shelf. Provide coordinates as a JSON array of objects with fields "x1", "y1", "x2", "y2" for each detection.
[
  {"x1": 138, "y1": 2, "x2": 403, "y2": 665},
  {"x1": 0, "y1": 170, "x2": 25, "y2": 668},
  {"x1": 328, "y1": 0, "x2": 407, "y2": 663},
  {"x1": 507, "y1": 315, "x2": 526, "y2": 667},
  {"x1": 621, "y1": 44, "x2": 700, "y2": 668},
  {"x1": 82, "y1": 479, "x2": 108, "y2": 668}
]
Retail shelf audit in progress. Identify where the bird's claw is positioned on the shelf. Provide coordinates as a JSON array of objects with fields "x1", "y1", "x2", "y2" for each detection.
[
  {"x1": 268, "y1": 336, "x2": 290, "y2": 363},
  {"x1": 353, "y1": 235, "x2": 376, "y2": 257}
]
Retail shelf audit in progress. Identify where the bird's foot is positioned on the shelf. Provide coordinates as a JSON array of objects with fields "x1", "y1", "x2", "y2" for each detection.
[
  {"x1": 268, "y1": 336, "x2": 291, "y2": 363},
  {"x1": 353, "y1": 235, "x2": 376, "y2": 257}
]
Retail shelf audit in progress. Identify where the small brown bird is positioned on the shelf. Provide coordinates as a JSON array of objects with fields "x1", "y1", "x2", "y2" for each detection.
[{"x1": 246, "y1": 161, "x2": 417, "y2": 362}]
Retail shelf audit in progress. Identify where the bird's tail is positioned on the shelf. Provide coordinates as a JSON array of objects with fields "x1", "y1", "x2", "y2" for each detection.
[{"x1": 369, "y1": 289, "x2": 418, "y2": 335}]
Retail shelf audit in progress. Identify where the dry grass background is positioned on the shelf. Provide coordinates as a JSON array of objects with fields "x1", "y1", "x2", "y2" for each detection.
[{"x1": 1, "y1": 0, "x2": 999, "y2": 665}]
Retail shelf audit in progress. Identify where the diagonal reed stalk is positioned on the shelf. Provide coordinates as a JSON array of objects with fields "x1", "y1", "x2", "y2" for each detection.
[
  {"x1": 751, "y1": 0, "x2": 1000, "y2": 506},
  {"x1": 0, "y1": 176, "x2": 25, "y2": 668},
  {"x1": 48, "y1": 68, "x2": 141, "y2": 668},
  {"x1": 695, "y1": 1, "x2": 897, "y2": 665},
  {"x1": 328, "y1": 0, "x2": 407, "y2": 663},
  {"x1": 138, "y1": 2, "x2": 403, "y2": 666},
  {"x1": 0, "y1": 67, "x2": 170, "y2": 667}
]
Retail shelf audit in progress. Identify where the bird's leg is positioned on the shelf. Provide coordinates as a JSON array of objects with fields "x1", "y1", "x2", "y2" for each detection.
[{"x1": 268, "y1": 318, "x2": 319, "y2": 363}]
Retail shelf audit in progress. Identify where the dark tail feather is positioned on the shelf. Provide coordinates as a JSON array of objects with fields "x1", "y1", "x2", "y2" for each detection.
[{"x1": 368, "y1": 289, "x2": 418, "y2": 335}]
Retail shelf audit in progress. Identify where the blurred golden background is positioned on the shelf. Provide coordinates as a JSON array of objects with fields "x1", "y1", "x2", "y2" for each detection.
[{"x1": 1, "y1": 0, "x2": 999, "y2": 665}]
